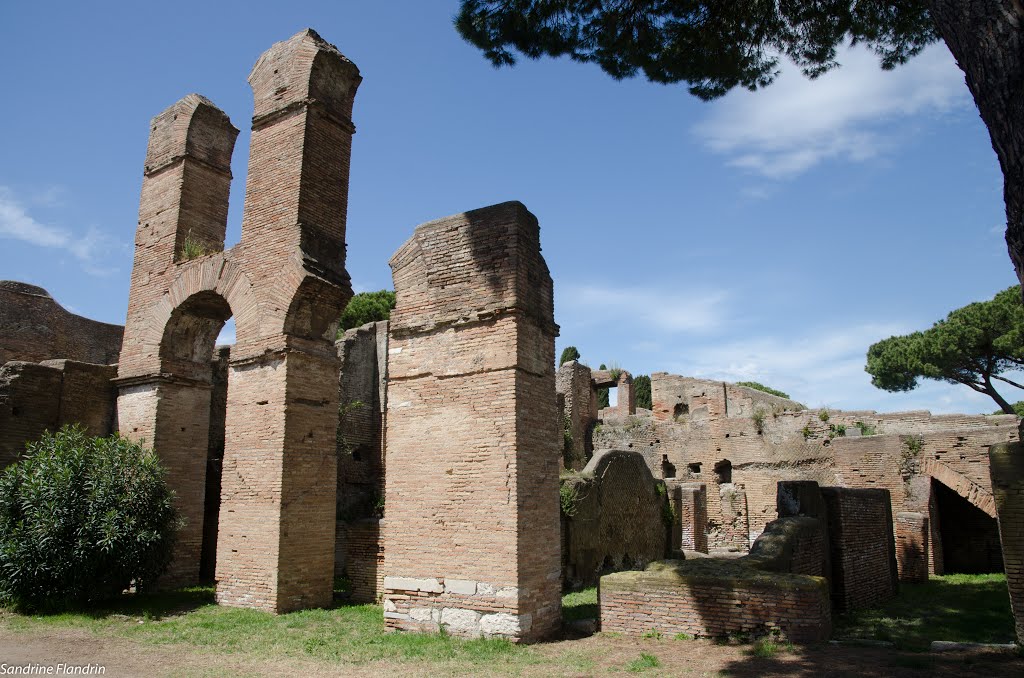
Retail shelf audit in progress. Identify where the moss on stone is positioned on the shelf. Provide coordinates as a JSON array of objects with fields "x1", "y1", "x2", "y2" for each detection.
[{"x1": 601, "y1": 558, "x2": 828, "y2": 595}]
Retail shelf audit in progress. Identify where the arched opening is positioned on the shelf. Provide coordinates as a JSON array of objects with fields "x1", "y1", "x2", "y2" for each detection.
[
  {"x1": 714, "y1": 459, "x2": 732, "y2": 485},
  {"x1": 674, "y1": 402, "x2": 689, "y2": 420},
  {"x1": 159, "y1": 290, "x2": 234, "y2": 584},
  {"x1": 931, "y1": 479, "x2": 1003, "y2": 574}
]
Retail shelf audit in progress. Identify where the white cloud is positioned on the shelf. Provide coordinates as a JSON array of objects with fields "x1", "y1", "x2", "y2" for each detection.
[
  {"x1": 559, "y1": 283, "x2": 729, "y2": 334},
  {"x1": 693, "y1": 44, "x2": 969, "y2": 179},
  {"x1": 0, "y1": 186, "x2": 123, "y2": 275},
  {"x1": 660, "y1": 321, "x2": 1018, "y2": 414}
]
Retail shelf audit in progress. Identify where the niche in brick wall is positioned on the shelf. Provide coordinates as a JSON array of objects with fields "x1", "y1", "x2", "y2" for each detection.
[{"x1": 714, "y1": 459, "x2": 732, "y2": 485}]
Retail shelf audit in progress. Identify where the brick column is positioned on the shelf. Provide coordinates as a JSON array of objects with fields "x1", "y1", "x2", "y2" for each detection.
[
  {"x1": 381, "y1": 202, "x2": 561, "y2": 642},
  {"x1": 990, "y1": 442, "x2": 1024, "y2": 644}
]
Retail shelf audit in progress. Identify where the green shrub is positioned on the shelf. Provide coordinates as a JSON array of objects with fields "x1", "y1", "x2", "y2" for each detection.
[
  {"x1": 751, "y1": 408, "x2": 767, "y2": 434},
  {"x1": 559, "y1": 346, "x2": 581, "y2": 366},
  {"x1": 818, "y1": 409, "x2": 830, "y2": 422},
  {"x1": 338, "y1": 290, "x2": 396, "y2": 334},
  {"x1": 0, "y1": 426, "x2": 178, "y2": 611}
]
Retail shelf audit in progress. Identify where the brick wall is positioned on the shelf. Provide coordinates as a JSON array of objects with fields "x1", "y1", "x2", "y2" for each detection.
[
  {"x1": 989, "y1": 442, "x2": 1024, "y2": 644},
  {"x1": 0, "y1": 281, "x2": 123, "y2": 366},
  {"x1": 0, "y1": 360, "x2": 117, "y2": 468},
  {"x1": 556, "y1": 360, "x2": 592, "y2": 469},
  {"x1": 561, "y1": 449, "x2": 668, "y2": 588},
  {"x1": 820, "y1": 487, "x2": 898, "y2": 612},
  {"x1": 668, "y1": 481, "x2": 708, "y2": 553},
  {"x1": 895, "y1": 512, "x2": 929, "y2": 583},
  {"x1": 334, "y1": 320, "x2": 388, "y2": 602},
  {"x1": 600, "y1": 560, "x2": 831, "y2": 643},
  {"x1": 381, "y1": 201, "x2": 561, "y2": 642}
]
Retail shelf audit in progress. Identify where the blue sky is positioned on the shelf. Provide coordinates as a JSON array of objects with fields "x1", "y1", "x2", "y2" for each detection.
[{"x1": 0, "y1": 1, "x2": 1017, "y2": 414}]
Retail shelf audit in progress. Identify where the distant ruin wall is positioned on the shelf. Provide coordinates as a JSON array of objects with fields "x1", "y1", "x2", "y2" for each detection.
[
  {"x1": 381, "y1": 201, "x2": 561, "y2": 642},
  {"x1": 556, "y1": 360, "x2": 592, "y2": 470},
  {"x1": 0, "y1": 281, "x2": 123, "y2": 366},
  {"x1": 0, "y1": 360, "x2": 117, "y2": 467},
  {"x1": 561, "y1": 449, "x2": 668, "y2": 589}
]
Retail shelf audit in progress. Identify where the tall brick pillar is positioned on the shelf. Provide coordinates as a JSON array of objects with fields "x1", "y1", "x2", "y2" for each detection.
[
  {"x1": 990, "y1": 442, "x2": 1024, "y2": 644},
  {"x1": 116, "y1": 95, "x2": 238, "y2": 588},
  {"x1": 214, "y1": 29, "x2": 360, "y2": 613},
  {"x1": 117, "y1": 29, "x2": 360, "y2": 611},
  {"x1": 382, "y1": 202, "x2": 562, "y2": 642}
]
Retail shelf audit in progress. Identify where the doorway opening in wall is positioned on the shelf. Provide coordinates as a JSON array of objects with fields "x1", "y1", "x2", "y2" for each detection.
[
  {"x1": 662, "y1": 455, "x2": 676, "y2": 479},
  {"x1": 931, "y1": 479, "x2": 1003, "y2": 574},
  {"x1": 160, "y1": 291, "x2": 234, "y2": 585},
  {"x1": 714, "y1": 459, "x2": 732, "y2": 485},
  {"x1": 608, "y1": 386, "x2": 618, "y2": 408}
]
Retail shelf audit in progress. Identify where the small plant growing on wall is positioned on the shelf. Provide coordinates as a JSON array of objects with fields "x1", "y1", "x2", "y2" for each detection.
[
  {"x1": 855, "y1": 421, "x2": 877, "y2": 436},
  {"x1": 751, "y1": 408, "x2": 767, "y2": 435},
  {"x1": 559, "y1": 480, "x2": 582, "y2": 518},
  {"x1": 801, "y1": 425, "x2": 813, "y2": 440},
  {"x1": 178, "y1": 229, "x2": 210, "y2": 261},
  {"x1": 818, "y1": 408, "x2": 830, "y2": 422},
  {"x1": 899, "y1": 435, "x2": 924, "y2": 481}
]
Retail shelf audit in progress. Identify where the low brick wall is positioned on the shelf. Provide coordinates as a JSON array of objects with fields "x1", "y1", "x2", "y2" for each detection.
[
  {"x1": 895, "y1": 512, "x2": 929, "y2": 583},
  {"x1": 600, "y1": 560, "x2": 831, "y2": 643}
]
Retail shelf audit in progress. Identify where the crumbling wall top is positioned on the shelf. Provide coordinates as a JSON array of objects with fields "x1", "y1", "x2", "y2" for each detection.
[
  {"x1": 249, "y1": 28, "x2": 361, "y2": 123},
  {"x1": 144, "y1": 94, "x2": 238, "y2": 174}
]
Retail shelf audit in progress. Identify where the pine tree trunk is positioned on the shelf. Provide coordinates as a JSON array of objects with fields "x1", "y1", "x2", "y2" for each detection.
[{"x1": 929, "y1": 0, "x2": 1024, "y2": 291}]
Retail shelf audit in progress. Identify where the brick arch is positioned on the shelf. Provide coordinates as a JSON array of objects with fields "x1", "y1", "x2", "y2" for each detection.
[
  {"x1": 920, "y1": 458, "x2": 996, "y2": 518},
  {"x1": 137, "y1": 255, "x2": 260, "y2": 365}
]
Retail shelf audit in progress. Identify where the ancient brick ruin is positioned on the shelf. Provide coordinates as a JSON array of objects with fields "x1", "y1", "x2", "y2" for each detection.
[
  {"x1": 116, "y1": 29, "x2": 360, "y2": 609},
  {"x1": 2, "y1": 26, "x2": 1024, "y2": 646},
  {"x1": 380, "y1": 202, "x2": 562, "y2": 642}
]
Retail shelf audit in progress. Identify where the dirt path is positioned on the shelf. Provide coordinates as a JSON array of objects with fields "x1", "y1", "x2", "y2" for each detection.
[{"x1": 1, "y1": 626, "x2": 1022, "y2": 677}]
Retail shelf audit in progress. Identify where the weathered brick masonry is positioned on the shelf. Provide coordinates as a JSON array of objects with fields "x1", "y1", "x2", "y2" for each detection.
[
  {"x1": 0, "y1": 281, "x2": 123, "y2": 366},
  {"x1": 381, "y1": 201, "x2": 561, "y2": 641},
  {"x1": 600, "y1": 560, "x2": 831, "y2": 643},
  {"x1": 990, "y1": 442, "x2": 1024, "y2": 644},
  {"x1": 561, "y1": 449, "x2": 668, "y2": 589},
  {"x1": 116, "y1": 29, "x2": 360, "y2": 611},
  {"x1": 0, "y1": 360, "x2": 118, "y2": 467}
]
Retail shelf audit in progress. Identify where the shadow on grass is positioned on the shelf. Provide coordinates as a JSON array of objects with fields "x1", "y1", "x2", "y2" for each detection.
[{"x1": 833, "y1": 574, "x2": 1015, "y2": 651}]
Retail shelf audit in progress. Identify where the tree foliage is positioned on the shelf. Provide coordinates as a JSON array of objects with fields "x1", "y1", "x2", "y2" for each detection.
[
  {"x1": 338, "y1": 290, "x2": 396, "y2": 334},
  {"x1": 0, "y1": 426, "x2": 178, "y2": 611},
  {"x1": 737, "y1": 381, "x2": 790, "y2": 399},
  {"x1": 866, "y1": 287, "x2": 1024, "y2": 414},
  {"x1": 455, "y1": 1, "x2": 936, "y2": 100},
  {"x1": 633, "y1": 374, "x2": 652, "y2": 410},
  {"x1": 559, "y1": 345, "x2": 581, "y2": 366}
]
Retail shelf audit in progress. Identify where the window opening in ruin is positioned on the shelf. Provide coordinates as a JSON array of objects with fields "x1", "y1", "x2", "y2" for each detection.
[
  {"x1": 688, "y1": 462, "x2": 702, "y2": 475},
  {"x1": 673, "y1": 402, "x2": 689, "y2": 419},
  {"x1": 932, "y1": 479, "x2": 1003, "y2": 574},
  {"x1": 608, "y1": 386, "x2": 618, "y2": 407},
  {"x1": 662, "y1": 455, "x2": 676, "y2": 479},
  {"x1": 714, "y1": 459, "x2": 732, "y2": 484}
]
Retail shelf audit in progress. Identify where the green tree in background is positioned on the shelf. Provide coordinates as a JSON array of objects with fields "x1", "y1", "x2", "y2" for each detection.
[
  {"x1": 559, "y1": 345, "x2": 581, "y2": 366},
  {"x1": 634, "y1": 374, "x2": 652, "y2": 410},
  {"x1": 866, "y1": 286, "x2": 1024, "y2": 414},
  {"x1": 454, "y1": 1, "x2": 1024, "y2": 305},
  {"x1": 737, "y1": 381, "x2": 791, "y2": 399},
  {"x1": 338, "y1": 290, "x2": 396, "y2": 335}
]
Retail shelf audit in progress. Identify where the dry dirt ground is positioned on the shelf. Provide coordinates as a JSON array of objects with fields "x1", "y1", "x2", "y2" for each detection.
[{"x1": 1, "y1": 626, "x2": 1023, "y2": 677}]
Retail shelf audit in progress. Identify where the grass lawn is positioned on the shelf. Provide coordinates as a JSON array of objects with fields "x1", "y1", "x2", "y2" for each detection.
[
  {"x1": 834, "y1": 573, "x2": 1017, "y2": 651},
  {"x1": 0, "y1": 587, "x2": 593, "y2": 675}
]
